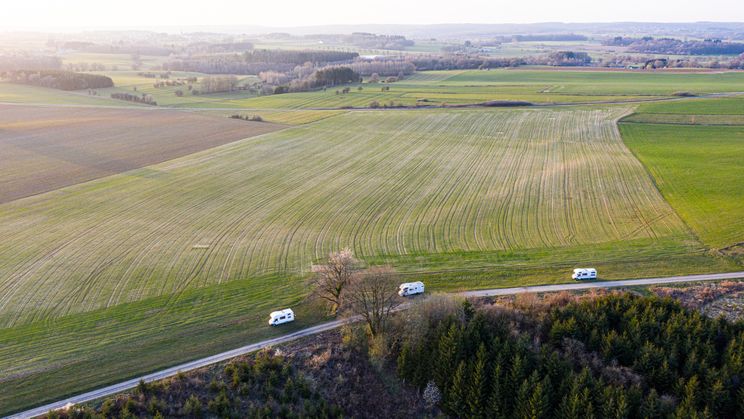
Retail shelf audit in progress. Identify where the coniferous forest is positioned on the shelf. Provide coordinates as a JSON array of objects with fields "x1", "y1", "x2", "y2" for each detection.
[{"x1": 397, "y1": 294, "x2": 744, "y2": 419}]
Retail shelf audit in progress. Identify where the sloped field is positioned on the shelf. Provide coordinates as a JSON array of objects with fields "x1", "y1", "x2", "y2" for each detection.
[
  {"x1": 0, "y1": 107, "x2": 690, "y2": 327},
  {"x1": 0, "y1": 105, "x2": 283, "y2": 203}
]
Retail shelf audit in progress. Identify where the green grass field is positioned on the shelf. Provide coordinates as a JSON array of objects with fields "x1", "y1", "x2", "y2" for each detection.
[
  {"x1": 621, "y1": 96, "x2": 744, "y2": 250},
  {"x1": 0, "y1": 82, "x2": 141, "y2": 106},
  {"x1": 622, "y1": 112, "x2": 744, "y2": 125},
  {"x1": 621, "y1": 122, "x2": 744, "y2": 250},
  {"x1": 442, "y1": 69, "x2": 744, "y2": 95},
  {"x1": 634, "y1": 96, "x2": 744, "y2": 115}
]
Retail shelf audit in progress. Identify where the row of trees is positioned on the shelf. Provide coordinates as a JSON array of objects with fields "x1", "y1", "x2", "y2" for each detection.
[
  {"x1": 61, "y1": 42, "x2": 173, "y2": 56},
  {"x1": 546, "y1": 51, "x2": 592, "y2": 66},
  {"x1": 260, "y1": 66, "x2": 361, "y2": 94},
  {"x1": 3, "y1": 70, "x2": 113, "y2": 90},
  {"x1": 165, "y1": 50, "x2": 358, "y2": 75},
  {"x1": 0, "y1": 55, "x2": 62, "y2": 71},
  {"x1": 110, "y1": 92, "x2": 157, "y2": 105},
  {"x1": 199, "y1": 75, "x2": 239, "y2": 94},
  {"x1": 396, "y1": 293, "x2": 744, "y2": 418},
  {"x1": 304, "y1": 33, "x2": 414, "y2": 50},
  {"x1": 407, "y1": 52, "x2": 591, "y2": 71},
  {"x1": 346, "y1": 60, "x2": 415, "y2": 77},
  {"x1": 605, "y1": 36, "x2": 744, "y2": 55}
]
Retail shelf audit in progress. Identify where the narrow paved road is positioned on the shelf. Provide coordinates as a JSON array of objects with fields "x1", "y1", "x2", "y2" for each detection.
[{"x1": 8, "y1": 270, "x2": 744, "y2": 418}]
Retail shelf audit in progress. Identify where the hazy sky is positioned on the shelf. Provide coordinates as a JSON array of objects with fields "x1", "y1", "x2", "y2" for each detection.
[{"x1": 2, "y1": 0, "x2": 743, "y2": 30}]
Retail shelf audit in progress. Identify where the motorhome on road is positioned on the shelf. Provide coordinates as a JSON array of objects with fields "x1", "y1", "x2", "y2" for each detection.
[
  {"x1": 572, "y1": 268, "x2": 597, "y2": 280},
  {"x1": 398, "y1": 281, "x2": 425, "y2": 297},
  {"x1": 268, "y1": 309, "x2": 295, "y2": 326}
]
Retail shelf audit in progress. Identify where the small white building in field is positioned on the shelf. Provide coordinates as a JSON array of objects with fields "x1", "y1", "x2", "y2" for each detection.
[
  {"x1": 398, "y1": 281, "x2": 425, "y2": 297},
  {"x1": 269, "y1": 309, "x2": 295, "y2": 326}
]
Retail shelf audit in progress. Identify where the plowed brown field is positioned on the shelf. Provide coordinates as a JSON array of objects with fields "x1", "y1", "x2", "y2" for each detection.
[{"x1": 0, "y1": 105, "x2": 284, "y2": 203}]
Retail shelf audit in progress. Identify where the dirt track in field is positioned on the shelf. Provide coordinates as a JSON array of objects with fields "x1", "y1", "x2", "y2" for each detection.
[{"x1": 0, "y1": 105, "x2": 284, "y2": 203}]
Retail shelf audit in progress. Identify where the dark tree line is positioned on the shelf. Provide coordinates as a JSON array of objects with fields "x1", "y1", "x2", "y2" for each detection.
[
  {"x1": 110, "y1": 92, "x2": 156, "y2": 105},
  {"x1": 408, "y1": 51, "x2": 590, "y2": 71},
  {"x1": 546, "y1": 51, "x2": 592, "y2": 66},
  {"x1": 312, "y1": 67, "x2": 361, "y2": 86},
  {"x1": 0, "y1": 55, "x2": 62, "y2": 71},
  {"x1": 409, "y1": 56, "x2": 526, "y2": 71},
  {"x1": 605, "y1": 36, "x2": 744, "y2": 55},
  {"x1": 3, "y1": 70, "x2": 113, "y2": 90},
  {"x1": 306, "y1": 32, "x2": 414, "y2": 50},
  {"x1": 61, "y1": 42, "x2": 174, "y2": 56},
  {"x1": 397, "y1": 294, "x2": 744, "y2": 418},
  {"x1": 164, "y1": 50, "x2": 358, "y2": 75}
]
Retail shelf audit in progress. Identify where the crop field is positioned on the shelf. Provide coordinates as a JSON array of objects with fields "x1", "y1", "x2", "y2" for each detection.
[
  {"x1": 0, "y1": 82, "x2": 135, "y2": 106},
  {"x1": 442, "y1": 69, "x2": 744, "y2": 96},
  {"x1": 210, "y1": 109, "x2": 349, "y2": 125},
  {"x1": 621, "y1": 113, "x2": 744, "y2": 125},
  {"x1": 180, "y1": 84, "x2": 654, "y2": 110},
  {"x1": 633, "y1": 95, "x2": 744, "y2": 115},
  {"x1": 621, "y1": 101, "x2": 744, "y2": 250},
  {"x1": 0, "y1": 105, "x2": 283, "y2": 203},
  {"x1": 0, "y1": 106, "x2": 705, "y2": 327}
]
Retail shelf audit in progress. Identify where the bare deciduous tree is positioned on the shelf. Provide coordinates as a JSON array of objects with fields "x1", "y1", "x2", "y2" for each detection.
[
  {"x1": 310, "y1": 248, "x2": 358, "y2": 315},
  {"x1": 345, "y1": 266, "x2": 401, "y2": 336}
]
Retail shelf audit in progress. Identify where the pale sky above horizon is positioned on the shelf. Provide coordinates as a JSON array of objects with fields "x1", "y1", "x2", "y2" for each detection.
[{"x1": 1, "y1": 0, "x2": 743, "y2": 30}]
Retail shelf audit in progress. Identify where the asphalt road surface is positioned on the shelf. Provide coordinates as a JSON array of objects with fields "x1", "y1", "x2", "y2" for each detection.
[{"x1": 8, "y1": 270, "x2": 744, "y2": 419}]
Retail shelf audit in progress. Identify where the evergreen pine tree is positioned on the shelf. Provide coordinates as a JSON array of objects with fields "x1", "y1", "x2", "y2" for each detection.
[
  {"x1": 558, "y1": 392, "x2": 582, "y2": 419},
  {"x1": 706, "y1": 378, "x2": 728, "y2": 416},
  {"x1": 446, "y1": 360, "x2": 468, "y2": 415},
  {"x1": 515, "y1": 378, "x2": 533, "y2": 419},
  {"x1": 525, "y1": 379, "x2": 550, "y2": 419},
  {"x1": 468, "y1": 343, "x2": 488, "y2": 418},
  {"x1": 640, "y1": 389, "x2": 662, "y2": 419},
  {"x1": 486, "y1": 364, "x2": 505, "y2": 419},
  {"x1": 736, "y1": 387, "x2": 744, "y2": 419},
  {"x1": 436, "y1": 323, "x2": 461, "y2": 394}
]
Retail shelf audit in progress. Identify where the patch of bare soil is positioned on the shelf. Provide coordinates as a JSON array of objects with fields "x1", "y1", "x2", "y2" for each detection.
[{"x1": 653, "y1": 280, "x2": 744, "y2": 321}]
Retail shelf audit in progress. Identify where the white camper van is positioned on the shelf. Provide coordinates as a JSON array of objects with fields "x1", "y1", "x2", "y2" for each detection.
[
  {"x1": 268, "y1": 308, "x2": 295, "y2": 326},
  {"x1": 572, "y1": 268, "x2": 597, "y2": 280},
  {"x1": 398, "y1": 281, "x2": 425, "y2": 297}
]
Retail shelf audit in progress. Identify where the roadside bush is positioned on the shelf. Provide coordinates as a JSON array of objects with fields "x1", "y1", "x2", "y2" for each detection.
[
  {"x1": 341, "y1": 324, "x2": 369, "y2": 355},
  {"x1": 181, "y1": 394, "x2": 202, "y2": 417}
]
